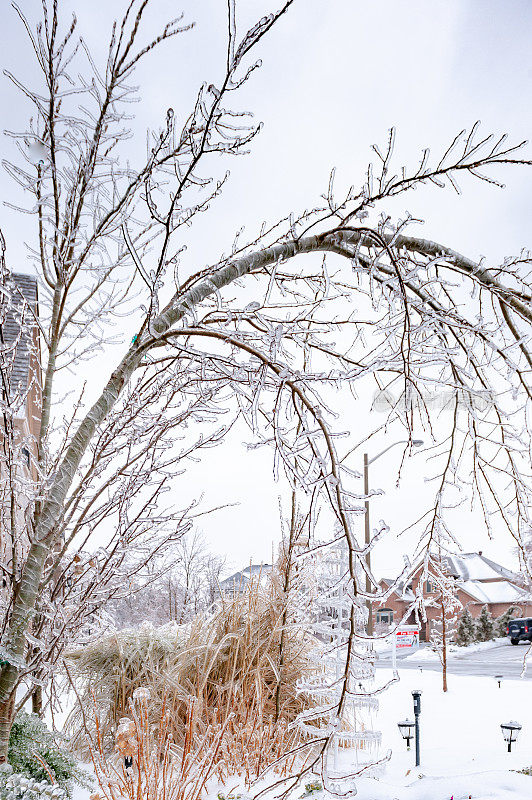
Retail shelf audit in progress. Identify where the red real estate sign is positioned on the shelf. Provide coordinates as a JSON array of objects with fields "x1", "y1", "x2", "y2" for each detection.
[{"x1": 395, "y1": 626, "x2": 420, "y2": 649}]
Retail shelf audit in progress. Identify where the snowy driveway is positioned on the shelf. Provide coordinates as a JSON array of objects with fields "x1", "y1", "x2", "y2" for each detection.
[{"x1": 376, "y1": 641, "x2": 532, "y2": 679}]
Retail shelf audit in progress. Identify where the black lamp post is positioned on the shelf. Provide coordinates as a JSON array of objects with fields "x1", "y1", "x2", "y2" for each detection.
[
  {"x1": 397, "y1": 720, "x2": 415, "y2": 751},
  {"x1": 412, "y1": 689, "x2": 422, "y2": 767},
  {"x1": 500, "y1": 721, "x2": 522, "y2": 753}
]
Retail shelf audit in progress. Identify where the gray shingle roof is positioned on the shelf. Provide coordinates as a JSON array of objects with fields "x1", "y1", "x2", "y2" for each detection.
[
  {"x1": 219, "y1": 564, "x2": 272, "y2": 592},
  {"x1": 1, "y1": 272, "x2": 38, "y2": 395}
]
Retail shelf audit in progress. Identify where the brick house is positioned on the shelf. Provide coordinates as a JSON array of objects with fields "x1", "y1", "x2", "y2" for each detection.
[
  {"x1": 2, "y1": 272, "x2": 41, "y2": 447},
  {"x1": 1, "y1": 272, "x2": 41, "y2": 574},
  {"x1": 375, "y1": 552, "x2": 532, "y2": 641}
]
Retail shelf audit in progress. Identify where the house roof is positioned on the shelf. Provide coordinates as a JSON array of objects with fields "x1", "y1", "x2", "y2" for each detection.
[
  {"x1": 460, "y1": 579, "x2": 526, "y2": 605},
  {"x1": 380, "y1": 552, "x2": 525, "y2": 606},
  {"x1": 379, "y1": 577, "x2": 415, "y2": 602},
  {"x1": 2, "y1": 272, "x2": 38, "y2": 395},
  {"x1": 219, "y1": 564, "x2": 272, "y2": 592},
  {"x1": 442, "y1": 552, "x2": 518, "y2": 583},
  {"x1": 240, "y1": 564, "x2": 272, "y2": 577}
]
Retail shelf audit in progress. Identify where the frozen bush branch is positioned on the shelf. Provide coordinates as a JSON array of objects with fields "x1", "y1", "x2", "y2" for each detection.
[{"x1": 0, "y1": 0, "x2": 531, "y2": 793}]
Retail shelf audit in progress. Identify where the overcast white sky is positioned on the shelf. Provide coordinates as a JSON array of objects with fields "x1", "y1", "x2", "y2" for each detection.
[{"x1": 1, "y1": 0, "x2": 532, "y2": 576}]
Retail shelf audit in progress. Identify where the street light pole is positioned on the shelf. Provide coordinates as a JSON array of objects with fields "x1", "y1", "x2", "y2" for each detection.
[{"x1": 412, "y1": 690, "x2": 422, "y2": 767}]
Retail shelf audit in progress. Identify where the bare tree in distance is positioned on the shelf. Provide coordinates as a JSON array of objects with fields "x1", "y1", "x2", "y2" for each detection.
[
  {"x1": 108, "y1": 532, "x2": 226, "y2": 628},
  {"x1": 0, "y1": 0, "x2": 531, "y2": 791}
]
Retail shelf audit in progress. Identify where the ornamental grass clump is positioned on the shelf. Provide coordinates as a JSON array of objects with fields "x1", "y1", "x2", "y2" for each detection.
[{"x1": 66, "y1": 581, "x2": 313, "y2": 783}]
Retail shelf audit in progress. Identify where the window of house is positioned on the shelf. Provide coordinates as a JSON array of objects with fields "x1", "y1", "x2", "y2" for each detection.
[
  {"x1": 425, "y1": 579, "x2": 434, "y2": 593},
  {"x1": 376, "y1": 608, "x2": 394, "y2": 625}
]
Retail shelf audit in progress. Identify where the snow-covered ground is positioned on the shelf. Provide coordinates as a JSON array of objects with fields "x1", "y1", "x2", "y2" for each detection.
[
  {"x1": 403, "y1": 637, "x2": 508, "y2": 662},
  {"x1": 72, "y1": 667, "x2": 532, "y2": 800},
  {"x1": 375, "y1": 635, "x2": 511, "y2": 661},
  {"x1": 371, "y1": 634, "x2": 396, "y2": 654},
  {"x1": 349, "y1": 667, "x2": 532, "y2": 799}
]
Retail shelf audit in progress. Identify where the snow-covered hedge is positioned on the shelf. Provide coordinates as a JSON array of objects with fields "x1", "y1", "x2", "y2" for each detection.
[{"x1": 0, "y1": 765, "x2": 67, "y2": 800}]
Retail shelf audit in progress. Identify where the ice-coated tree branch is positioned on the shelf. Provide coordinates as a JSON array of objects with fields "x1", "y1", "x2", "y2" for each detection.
[{"x1": 1, "y1": 0, "x2": 531, "y2": 791}]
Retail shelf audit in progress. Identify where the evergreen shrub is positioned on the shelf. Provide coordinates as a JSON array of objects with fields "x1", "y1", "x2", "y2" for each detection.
[
  {"x1": 0, "y1": 764, "x2": 67, "y2": 799},
  {"x1": 494, "y1": 606, "x2": 518, "y2": 638},
  {"x1": 7, "y1": 713, "x2": 90, "y2": 798},
  {"x1": 456, "y1": 608, "x2": 476, "y2": 646},
  {"x1": 476, "y1": 605, "x2": 495, "y2": 642}
]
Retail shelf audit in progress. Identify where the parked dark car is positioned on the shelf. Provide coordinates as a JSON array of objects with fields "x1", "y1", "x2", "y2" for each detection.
[{"x1": 507, "y1": 618, "x2": 532, "y2": 645}]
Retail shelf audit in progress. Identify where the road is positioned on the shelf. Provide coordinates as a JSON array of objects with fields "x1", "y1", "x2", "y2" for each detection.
[{"x1": 376, "y1": 642, "x2": 532, "y2": 680}]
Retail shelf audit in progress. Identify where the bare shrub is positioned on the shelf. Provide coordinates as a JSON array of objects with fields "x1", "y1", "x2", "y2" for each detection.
[
  {"x1": 89, "y1": 689, "x2": 226, "y2": 800},
  {"x1": 67, "y1": 582, "x2": 312, "y2": 784}
]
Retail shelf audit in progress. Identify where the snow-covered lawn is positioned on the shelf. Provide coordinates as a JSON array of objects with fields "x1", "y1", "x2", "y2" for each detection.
[
  {"x1": 72, "y1": 667, "x2": 532, "y2": 800},
  {"x1": 349, "y1": 667, "x2": 532, "y2": 799}
]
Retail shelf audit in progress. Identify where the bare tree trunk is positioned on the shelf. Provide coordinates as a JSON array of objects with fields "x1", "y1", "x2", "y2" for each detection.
[
  {"x1": 0, "y1": 227, "x2": 521, "y2": 755},
  {"x1": 0, "y1": 541, "x2": 47, "y2": 760},
  {"x1": 441, "y1": 599, "x2": 448, "y2": 693},
  {"x1": 31, "y1": 685, "x2": 43, "y2": 716},
  {"x1": 0, "y1": 219, "x2": 526, "y2": 755},
  {"x1": 0, "y1": 691, "x2": 15, "y2": 764},
  {"x1": 0, "y1": 223, "x2": 526, "y2": 753}
]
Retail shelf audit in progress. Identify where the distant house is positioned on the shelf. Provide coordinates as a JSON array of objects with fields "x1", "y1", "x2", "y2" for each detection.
[
  {"x1": 375, "y1": 551, "x2": 532, "y2": 641},
  {"x1": 219, "y1": 563, "x2": 273, "y2": 596}
]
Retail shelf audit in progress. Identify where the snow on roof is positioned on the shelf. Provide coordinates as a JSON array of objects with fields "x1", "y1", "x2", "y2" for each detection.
[
  {"x1": 461, "y1": 579, "x2": 525, "y2": 604},
  {"x1": 381, "y1": 551, "x2": 525, "y2": 608},
  {"x1": 443, "y1": 552, "x2": 518, "y2": 583},
  {"x1": 479, "y1": 554, "x2": 519, "y2": 581},
  {"x1": 219, "y1": 564, "x2": 272, "y2": 590},
  {"x1": 379, "y1": 578, "x2": 415, "y2": 602},
  {"x1": 241, "y1": 564, "x2": 272, "y2": 577}
]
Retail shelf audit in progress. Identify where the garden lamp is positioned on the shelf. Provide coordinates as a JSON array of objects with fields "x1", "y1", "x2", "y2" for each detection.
[
  {"x1": 500, "y1": 721, "x2": 522, "y2": 752},
  {"x1": 397, "y1": 720, "x2": 415, "y2": 750}
]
